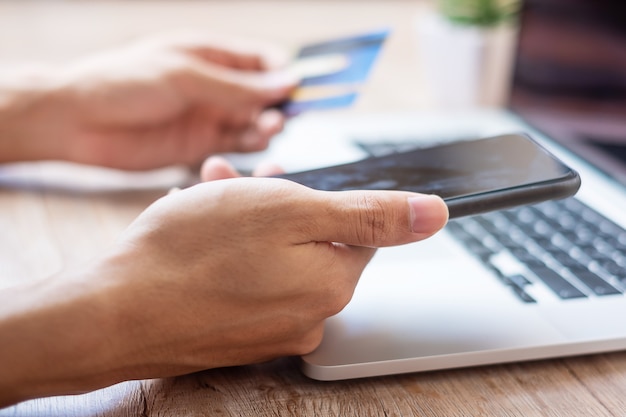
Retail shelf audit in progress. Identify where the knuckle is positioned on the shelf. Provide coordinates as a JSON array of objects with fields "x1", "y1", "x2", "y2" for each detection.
[
  {"x1": 317, "y1": 272, "x2": 358, "y2": 317},
  {"x1": 288, "y1": 326, "x2": 325, "y2": 356},
  {"x1": 322, "y1": 290, "x2": 353, "y2": 317},
  {"x1": 354, "y1": 195, "x2": 389, "y2": 245},
  {"x1": 165, "y1": 62, "x2": 201, "y2": 93}
]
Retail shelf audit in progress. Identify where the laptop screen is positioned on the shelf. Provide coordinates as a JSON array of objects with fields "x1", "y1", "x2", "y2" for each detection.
[{"x1": 508, "y1": 0, "x2": 626, "y2": 186}]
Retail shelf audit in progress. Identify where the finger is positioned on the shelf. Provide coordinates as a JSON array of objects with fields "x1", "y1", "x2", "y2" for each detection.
[
  {"x1": 200, "y1": 156, "x2": 242, "y2": 182},
  {"x1": 252, "y1": 162, "x2": 284, "y2": 177},
  {"x1": 257, "y1": 108, "x2": 287, "y2": 139},
  {"x1": 151, "y1": 32, "x2": 292, "y2": 70},
  {"x1": 305, "y1": 190, "x2": 449, "y2": 247},
  {"x1": 214, "y1": 108, "x2": 287, "y2": 153},
  {"x1": 237, "y1": 109, "x2": 287, "y2": 152},
  {"x1": 200, "y1": 154, "x2": 284, "y2": 183},
  {"x1": 187, "y1": 42, "x2": 291, "y2": 72},
  {"x1": 180, "y1": 63, "x2": 298, "y2": 110}
]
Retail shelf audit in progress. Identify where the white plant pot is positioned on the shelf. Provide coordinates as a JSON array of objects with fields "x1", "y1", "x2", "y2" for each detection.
[{"x1": 415, "y1": 10, "x2": 516, "y2": 109}]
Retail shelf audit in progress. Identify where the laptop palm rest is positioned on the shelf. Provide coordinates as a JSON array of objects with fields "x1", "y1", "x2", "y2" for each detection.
[{"x1": 301, "y1": 232, "x2": 567, "y2": 380}]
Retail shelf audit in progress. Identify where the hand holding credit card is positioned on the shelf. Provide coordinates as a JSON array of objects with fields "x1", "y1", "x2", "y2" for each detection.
[{"x1": 280, "y1": 29, "x2": 390, "y2": 116}]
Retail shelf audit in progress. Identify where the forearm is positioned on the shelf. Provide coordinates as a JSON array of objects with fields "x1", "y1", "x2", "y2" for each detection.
[
  {"x1": 0, "y1": 66, "x2": 69, "y2": 163},
  {"x1": 0, "y1": 266, "x2": 127, "y2": 407}
]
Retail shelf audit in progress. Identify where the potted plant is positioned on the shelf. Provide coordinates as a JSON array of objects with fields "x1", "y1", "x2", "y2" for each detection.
[
  {"x1": 416, "y1": 0, "x2": 520, "y2": 108},
  {"x1": 438, "y1": 0, "x2": 520, "y2": 28}
]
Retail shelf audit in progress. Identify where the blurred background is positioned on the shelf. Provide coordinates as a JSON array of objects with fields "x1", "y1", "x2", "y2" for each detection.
[{"x1": 0, "y1": 0, "x2": 519, "y2": 112}]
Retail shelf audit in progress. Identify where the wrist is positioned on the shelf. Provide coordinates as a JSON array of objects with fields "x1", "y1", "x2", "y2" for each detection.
[
  {"x1": 0, "y1": 263, "x2": 128, "y2": 407},
  {"x1": 0, "y1": 65, "x2": 70, "y2": 163}
]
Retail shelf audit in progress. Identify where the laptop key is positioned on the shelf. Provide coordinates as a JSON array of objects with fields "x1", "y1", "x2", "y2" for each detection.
[
  {"x1": 568, "y1": 267, "x2": 622, "y2": 296},
  {"x1": 598, "y1": 259, "x2": 625, "y2": 277},
  {"x1": 509, "y1": 248, "x2": 545, "y2": 267},
  {"x1": 446, "y1": 223, "x2": 495, "y2": 260},
  {"x1": 503, "y1": 273, "x2": 531, "y2": 287},
  {"x1": 498, "y1": 272, "x2": 536, "y2": 303},
  {"x1": 510, "y1": 283, "x2": 537, "y2": 303},
  {"x1": 551, "y1": 251, "x2": 583, "y2": 268},
  {"x1": 526, "y1": 265, "x2": 587, "y2": 299}
]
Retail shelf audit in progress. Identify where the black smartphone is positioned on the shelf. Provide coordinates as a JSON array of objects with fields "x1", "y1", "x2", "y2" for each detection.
[{"x1": 274, "y1": 133, "x2": 581, "y2": 218}]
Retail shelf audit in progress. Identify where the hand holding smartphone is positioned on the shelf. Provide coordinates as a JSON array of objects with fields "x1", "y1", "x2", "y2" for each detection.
[{"x1": 274, "y1": 133, "x2": 581, "y2": 218}]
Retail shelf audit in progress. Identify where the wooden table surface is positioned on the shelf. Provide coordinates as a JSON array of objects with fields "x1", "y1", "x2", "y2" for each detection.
[{"x1": 1, "y1": 1, "x2": 626, "y2": 416}]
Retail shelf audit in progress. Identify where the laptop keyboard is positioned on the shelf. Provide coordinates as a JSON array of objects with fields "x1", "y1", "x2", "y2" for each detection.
[
  {"x1": 356, "y1": 139, "x2": 626, "y2": 303},
  {"x1": 447, "y1": 199, "x2": 626, "y2": 303}
]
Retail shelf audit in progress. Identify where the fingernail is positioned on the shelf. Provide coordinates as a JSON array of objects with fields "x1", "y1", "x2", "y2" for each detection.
[{"x1": 408, "y1": 195, "x2": 448, "y2": 234}]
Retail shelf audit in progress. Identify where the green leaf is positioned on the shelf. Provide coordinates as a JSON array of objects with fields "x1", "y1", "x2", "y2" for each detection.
[{"x1": 438, "y1": 0, "x2": 520, "y2": 27}]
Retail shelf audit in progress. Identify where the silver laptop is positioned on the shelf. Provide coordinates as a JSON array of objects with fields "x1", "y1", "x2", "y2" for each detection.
[{"x1": 226, "y1": 0, "x2": 626, "y2": 380}]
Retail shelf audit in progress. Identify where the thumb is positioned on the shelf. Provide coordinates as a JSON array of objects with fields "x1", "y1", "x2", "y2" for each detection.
[
  {"x1": 307, "y1": 190, "x2": 449, "y2": 248},
  {"x1": 228, "y1": 69, "x2": 298, "y2": 106}
]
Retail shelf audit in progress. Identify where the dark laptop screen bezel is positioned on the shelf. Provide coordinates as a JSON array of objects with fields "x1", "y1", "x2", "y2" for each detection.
[{"x1": 507, "y1": 0, "x2": 626, "y2": 186}]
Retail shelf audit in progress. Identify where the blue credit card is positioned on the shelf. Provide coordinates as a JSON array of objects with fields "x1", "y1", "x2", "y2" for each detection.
[{"x1": 281, "y1": 29, "x2": 390, "y2": 116}]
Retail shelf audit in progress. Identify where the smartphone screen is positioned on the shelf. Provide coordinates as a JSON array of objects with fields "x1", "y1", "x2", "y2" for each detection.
[{"x1": 275, "y1": 133, "x2": 581, "y2": 218}]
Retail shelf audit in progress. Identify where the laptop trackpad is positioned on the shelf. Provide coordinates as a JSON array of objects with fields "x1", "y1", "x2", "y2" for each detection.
[{"x1": 302, "y1": 233, "x2": 566, "y2": 377}]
